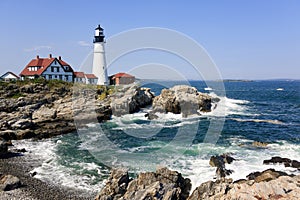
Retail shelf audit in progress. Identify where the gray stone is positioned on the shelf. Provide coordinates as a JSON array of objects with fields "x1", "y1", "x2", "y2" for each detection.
[{"x1": 0, "y1": 174, "x2": 21, "y2": 191}]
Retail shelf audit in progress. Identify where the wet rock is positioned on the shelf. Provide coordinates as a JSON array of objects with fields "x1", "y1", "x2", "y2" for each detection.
[
  {"x1": 152, "y1": 85, "x2": 212, "y2": 117},
  {"x1": 111, "y1": 86, "x2": 155, "y2": 117},
  {"x1": 209, "y1": 154, "x2": 235, "y2": 178},
  {"x1": 0, "y1": 174, "x2": 21, "y2": 191},
  {"x1": 263, "y1": 156, "x2": 300, "y2": 170}
]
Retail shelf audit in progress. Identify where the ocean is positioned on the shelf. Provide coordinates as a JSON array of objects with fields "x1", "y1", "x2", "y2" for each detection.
[{"x1": 14, "y1": 80, "x2": 300, "y2": 192}]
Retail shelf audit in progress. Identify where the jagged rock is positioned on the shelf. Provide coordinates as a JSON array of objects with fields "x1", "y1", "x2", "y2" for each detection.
[
  {"x1": 246, "y1": 168, "x2": 288, "y2": 183},
  {"x1": 96, "y1": 167, "x2": 191, "y2": 200},
  {"x1": 189, "y1": 169, "x2": 300, "y2": 200},
  {"x1": 263, "y1": 156, "x2": 300, "y2": 170},
  {"x1": 188, "y1": 179, "x2": 232, "y2": 200},
  {"x1": 151, "y1": 85, "x2": 212, "y2": 118},
  {"x1": 111, "y1": 86, "x2": 155, "y2": 117},
  {"x1": 209, "y1": 154, "x2": 235, "y2": 178},
  {"x1": 95, "y1": 168, "x2": 131, "y2": 200},
  {"x1": 0, "y1": 174, "x2": 21, "y2": 191}
]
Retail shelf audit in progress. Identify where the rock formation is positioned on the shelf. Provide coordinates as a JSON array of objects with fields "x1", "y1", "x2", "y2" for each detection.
[
  {"x1": 95, "y1": 167, "x2": 191, "y2": 200},
  {"x1": 209, "y1": 154, "x2": 235, "y2": 178},
  {"x1": 151, "y1": 85, "x2": 212, "y2": 118},
  {"x1": 188, "y1": 169, "x2": 300, "y2": 200},
  {"x1": 263, "y1": 156, "x2": 300, "y2": 170},
  {"x1": 110, "y1": 85, "x2": 155, "y2": 117},
  {"x1": 0, "y1": 81, "x2": 155, "y2": 140}
]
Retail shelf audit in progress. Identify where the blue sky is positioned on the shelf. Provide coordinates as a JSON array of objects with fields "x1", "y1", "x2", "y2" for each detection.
[{"x1": 0, "y1": 0, "x2": 299, "y2": 79}]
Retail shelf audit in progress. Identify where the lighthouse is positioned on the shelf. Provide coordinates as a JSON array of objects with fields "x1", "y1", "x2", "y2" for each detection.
[{"x1": 92, "y1": 24, "x2": 108, "y2": 85}]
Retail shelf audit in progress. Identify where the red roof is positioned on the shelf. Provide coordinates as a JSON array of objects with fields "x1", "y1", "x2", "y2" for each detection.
[
  {"x1": 74, "y1": 72, "x2": 85, "y2": 78},
  {"x1": 113, "y1": 72, "x2": 135, "y2": 78},
  {"x1": 85, "y1": 74, "x2": 97, "y2": 79},
  {"x1": 20, "y1": 56, "x2": 72, "y2": 76}
]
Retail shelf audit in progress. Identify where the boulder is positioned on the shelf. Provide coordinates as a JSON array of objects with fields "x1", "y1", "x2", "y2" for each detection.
[
  {"x1": 111, "y1": 86, "x2": 155, "y2": 117},
  {"x1": 151, "y1": 85, "x2": 212, "y2": 117},
  {"x1": 95, "y1": 167, "x2": 191, "y2": 200},
  {"x1": 0, "y1": 174, "x2": 21, "y2": 191}
]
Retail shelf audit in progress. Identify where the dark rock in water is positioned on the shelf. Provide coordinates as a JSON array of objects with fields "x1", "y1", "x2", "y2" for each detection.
[
  {"x1": 95, "y1": 167, "x2": 191, "y2": 200},
  {"x1": 0, "y1": 174, "x2": 21, "y2": 191},
  {"x1": 263, "y1": 156, "x2": 300, "y2": 170},
  {"x1": 209, "y1": 154, "x2": 235, "y2": 178},
  {"x1": 30, "y1": 171, "x2": 37, "y2": 177},
  {"x1": 145, "y1": 112, "x2": 159, "y2": 120},
  {"x1": 16, "y1": 148, "x2": 27, "y2": 153}
]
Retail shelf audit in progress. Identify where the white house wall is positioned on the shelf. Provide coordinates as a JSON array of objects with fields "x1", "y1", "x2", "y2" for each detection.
[{"x1": 41, "y1": 60, "x2": 73, "y2": 82}]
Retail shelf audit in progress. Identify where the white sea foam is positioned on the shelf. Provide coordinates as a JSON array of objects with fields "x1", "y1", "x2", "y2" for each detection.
[
  {"x1": 169, "y1": 139, "x2": 300, "y2": 191},
  {"x1": 13, "y1": 139, "x2": 106, "y2": 192}
]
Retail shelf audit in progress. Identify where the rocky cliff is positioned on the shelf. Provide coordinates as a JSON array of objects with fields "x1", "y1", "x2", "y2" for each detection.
[
  {"x1": 0, "y1": 80, "x2": 154, "y2": 141},
  {"x1": 96, "y1": 167, "x2": 300, "y2": 200}
]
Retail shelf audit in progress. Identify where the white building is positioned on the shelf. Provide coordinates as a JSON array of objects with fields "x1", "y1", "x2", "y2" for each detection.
[
  {"x1": 92, "y1": 25, "x2": 108, "y2": 85},
  {"x1": 0, "y1": 71, "x2": 19, "y2": 81}
]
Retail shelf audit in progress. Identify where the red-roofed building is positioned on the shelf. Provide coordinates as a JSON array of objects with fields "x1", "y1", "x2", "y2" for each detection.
[
  {"x1": 74, "y1": 72, "x2": 86, "y2": 83},
  {"x1": 74, "y1": 72, "x2": 98, "y2": 85},
  {"x1": 109, "y1": 72, "x2": 135, "y2": 85},
  {"x1": 20, "y1": 54, "x2": 74, "y2": 82}
]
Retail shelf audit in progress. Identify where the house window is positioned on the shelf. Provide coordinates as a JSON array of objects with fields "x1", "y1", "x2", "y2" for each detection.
[
  {"x1": 65, "y1": 75, "x2": 68, "y2": 81},
  {"x1": 51, "y1": 67, "x2": 54, "y2": 72},
  {"x1": 57, "y1": 67, "x2": 59, "y2": 72},
  {"x1": 59, "y1": 75, "x2": 62, "y2": 80},
  {"x1": 54, "y1": 60, "x2": 57, "y2": 65},
  {"x1": 49, "y1": 75, "x2": 52, "y2": 80}
]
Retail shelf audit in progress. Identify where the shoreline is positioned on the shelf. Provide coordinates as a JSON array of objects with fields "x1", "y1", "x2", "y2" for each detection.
[{"x1": 0, "y1": 147, "x2": 96, "y2": 200}]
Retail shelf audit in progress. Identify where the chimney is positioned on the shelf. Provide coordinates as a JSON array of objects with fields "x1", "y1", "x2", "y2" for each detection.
[
  {"x1": 36, "y1": 55, "x2": 39, "y2": 59},
  {"x1": 49, "y1": 54, "x2": 52, "y2": 58},
  {"x1": 58, "y1": 56, "x2": 61, "y2": 60}
]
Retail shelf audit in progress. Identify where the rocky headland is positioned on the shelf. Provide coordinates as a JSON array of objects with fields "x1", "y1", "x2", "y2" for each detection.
[{"x1": 0, "y1": 80, "x2": 155, "y2": 141}]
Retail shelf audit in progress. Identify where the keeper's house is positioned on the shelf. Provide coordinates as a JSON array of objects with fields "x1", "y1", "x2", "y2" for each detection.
[{"x1": 20, "y1": 54, "x2": 74, "y2": 82}]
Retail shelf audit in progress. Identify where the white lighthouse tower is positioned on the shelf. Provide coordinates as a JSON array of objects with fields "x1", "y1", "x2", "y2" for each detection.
[{"x1": 92, "y1": 24, "x2": 108, "y2": 85}]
